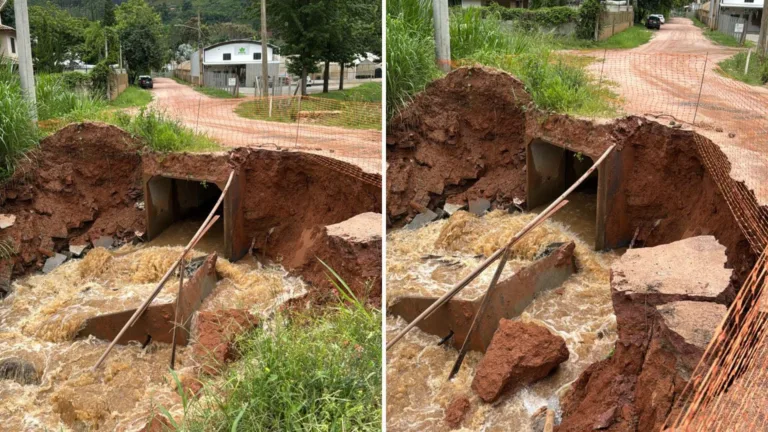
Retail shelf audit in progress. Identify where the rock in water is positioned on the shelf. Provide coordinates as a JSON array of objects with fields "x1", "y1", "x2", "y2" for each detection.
[
  {"x1": 444, "y1": 395, "x2": 471, "y2": 429},
  {"x1": 471, "y1": 319, "x2": 569, "y2": 403},
  {"x1": 0, "y1": 358, "x2": 40, "y2": 385}
]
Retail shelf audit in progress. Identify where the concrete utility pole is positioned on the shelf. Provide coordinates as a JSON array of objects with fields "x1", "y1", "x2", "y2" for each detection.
[
  {"x1": 260, "y1": 0, "x2": 269, "y2": 97},
  {"x1": 433, "y1": 0, "x2": 451, "y2": 73},
  {"x1": 13, "y1": 0, "x2": 36, "y2": 121},
  {"x1": 759, "y1": 0, "x2": 768, "y2": 56}
]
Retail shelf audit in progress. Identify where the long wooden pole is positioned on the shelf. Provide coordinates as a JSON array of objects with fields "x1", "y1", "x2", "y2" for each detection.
[
  {"x1": 93, "y1": 172, "x2": 235, "y2": 370},
  {"x1": 170, "y1": 256, "x2": 185, "y2": 370},
  {"x1": 387, "y1": 145, "x2": 615, "y2": 351}
]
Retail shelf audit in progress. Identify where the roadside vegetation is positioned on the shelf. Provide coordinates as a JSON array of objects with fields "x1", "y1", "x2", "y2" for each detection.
[
  {"x1": 113, "y1": 108, "x2": 221, "y2": 153},
  {"x1": 176, "y1": 270, "x2": 382, "y2": 431},
  {"x1": 172, "y1": 77, "x2": 241, "y2": 99},
  {"x1": 388, "y1": 0, "x2": 617, "y2": 119},
  {"x1": 692, "y1": 17, "x2": 754, "y2": 48},
  {"x1": 109, "y1": 86, "x2": 153, "y2": 108},
  {"x1": 235, "y1": 96, "x2": 382, "y2": 130},
  {"x1": 717, "y1": 51, "x2": 768, "y2": 86},
  {"x1": 314, "y1": 82, "x2": 382, "y2": 102},
  {"x1": 556, "y1": 24, "x2": 653, "y2": 50}
]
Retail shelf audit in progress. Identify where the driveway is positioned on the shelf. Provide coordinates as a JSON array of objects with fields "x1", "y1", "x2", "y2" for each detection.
[
  {"x1": 584, "y1": 17, "x2": 768, "y2": 205},
  {"x1": 147, "y1": 78, "x2": 381, "y2": 174}
]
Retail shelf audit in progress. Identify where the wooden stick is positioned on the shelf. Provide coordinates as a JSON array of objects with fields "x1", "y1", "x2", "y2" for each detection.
[
  {"x1": 544, "y1": 409, "x2": 555, "y2": 432},
  {"x1": 387, "y1": 144, "x2": 615, "y2": 351},
  {"x1": 448, "y1": 246, "x2": 510, "y2": 380},
  {"x1": 170, "y1": 256, "x2": 185, "y2": 370},
  {"x1": 93, "y1": 172, "x2": 234, "y2": 370}
]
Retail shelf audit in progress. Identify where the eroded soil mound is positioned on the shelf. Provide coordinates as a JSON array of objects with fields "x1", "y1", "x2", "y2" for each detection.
[
  {"x1": 0, "y1": 123, "x2": 145, "y2": 282},
  {"x1": 387, "y1": 67, "x2": 531, "y2": 223}
]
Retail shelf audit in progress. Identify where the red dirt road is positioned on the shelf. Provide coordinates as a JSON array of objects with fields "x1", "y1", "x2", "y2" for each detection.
[
  {"x1": 148, "y1": 77, "x2": 382, "y2": 174},
  {"x1": 584, "y1": 18, "x2": 768, "y2": 205}
]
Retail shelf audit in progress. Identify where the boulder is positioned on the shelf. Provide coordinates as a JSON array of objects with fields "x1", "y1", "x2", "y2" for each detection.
[
  {"x1": 472, "y1": 320, "x2": 569, "y2": 403},
  {"x1": 444, "y1": 395, "x2": 471, "y2": 429},
  {"x1": 0, "y1": 358, "x2": 40, "y2": 385}
]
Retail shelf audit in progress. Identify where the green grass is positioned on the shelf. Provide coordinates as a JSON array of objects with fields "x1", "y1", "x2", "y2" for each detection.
[
  {"x1": 692, "y1": 16, "x2": 754, "y2": 47},
  {"x1": 172, "y1": 77, "x2": 241, "y2": 99},
  {"x1": 177, "y1": 266, "x2": 381, "y2": 432},
  {"x1": 556, "y1": 24, "x2": 653, "y2": 50},
  {"x1": 35, "y1": 73, "x2": 107, "y2": 121},
  {"x1": 235, "y1": 96, "x2": 382, "y2": 130},
  {"x1": 717, "y1": 51, "x2": 768, "y2": 86},
  {"x1": 314, "y1": 82, "x2": 382, "y2": 102},
  {"x1": 112, "y1": 108, "x2": 221, "y2": 153},
  {"x1": 110, "y1": 86, "x2": 153, "y2": 108}
]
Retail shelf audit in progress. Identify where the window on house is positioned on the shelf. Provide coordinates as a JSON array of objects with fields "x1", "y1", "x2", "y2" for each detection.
[
  {"x1": 253, "y1": 52, "x2": 262, "y2": 60},
  {"x1": 448, "y1": 0, "x2": 462, "y2": 6},
  {"x1": 10, "y1": 37, "x2": 15, "y2": 54},
  {"x1": 223, "y1": 53, "x2": 231, "y2": 60}
]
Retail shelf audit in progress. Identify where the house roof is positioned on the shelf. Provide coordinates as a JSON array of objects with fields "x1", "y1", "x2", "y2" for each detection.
[
  {"x1": 0, "y1": 24, "x2": 14, "y2": 32},
  {"x1": 203, "y1": 39, "x2": 280, "y2": 52}
]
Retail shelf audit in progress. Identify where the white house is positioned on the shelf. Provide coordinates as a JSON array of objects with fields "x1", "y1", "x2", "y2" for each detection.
[
  {"x1": 189, "y1": 39, "x2": 281, "y2": 90},
  {"x1": 718, "y1": 0, "x2": 763, "y2": 40},
  {"x1": 0, "y1": 0, "x2": 17, "y2": 62}
]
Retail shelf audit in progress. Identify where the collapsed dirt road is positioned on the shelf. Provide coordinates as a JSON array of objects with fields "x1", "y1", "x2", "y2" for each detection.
[
  {"x1": 148, "y1": 78, "x2": 382, "y2": 174},
  {"x1": 584, "y1": 17, "x2": 768, "y2": 205}
]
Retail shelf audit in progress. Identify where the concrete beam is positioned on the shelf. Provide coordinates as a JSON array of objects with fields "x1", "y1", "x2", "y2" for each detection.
[
  {"x1": 77, "y1": 254, "x2": 218, "y2": 346},
  {"x1": 389, "y1": 242, "x2": 576, "y2": 352}
]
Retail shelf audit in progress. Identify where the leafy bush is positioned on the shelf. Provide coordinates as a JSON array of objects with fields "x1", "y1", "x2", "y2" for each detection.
[
  {"x1": 60, "y1": 71, "x2": 91, "y2": 90},
  {"x1": 529, "y1": 0, "x2": 569, "y2": 8},
  {"x1": 484, "y1": 3, "x2": 578, "y2": 28},
  {"x1": 89, "y1": 61, "x2": 112, "y2": 98},
  {"x1": 113, "y1": 108, "x2": 220, "y2": 153},
  {"x1": 577, "y1": 0, "x2": 603, "y2": 40}
]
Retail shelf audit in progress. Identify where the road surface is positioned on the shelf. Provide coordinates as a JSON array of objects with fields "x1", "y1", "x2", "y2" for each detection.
[
  {"x1": 583, "y1": 17, "x2": 768, "y2": 205},
  {"x1": 147, "y1": 77, "x2": 382, "y2": 175}
]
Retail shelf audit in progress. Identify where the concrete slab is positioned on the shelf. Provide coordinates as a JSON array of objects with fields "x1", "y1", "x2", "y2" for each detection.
[
  {"x1": 42, "y1": 254, "x2": 67, "y2": 274},
  {"x1": 406, "y1": 209, "x2": 438, "y2": 230},
  {"x1": 389, "y1": 242, "x2": 576, "y2": 352},
  {"x1": 444, "y1": 203, "x2": 465, "y2": 215},
  {"x1": 468, "y1": 199, "x2": 491, "y2": 216},
  {"x1": 69, "y1": 244, "x2": 88, "y2": 257},
  {"x1": 0, "y1": 214, "x2": 15, "y2": 230},
  {"x1": 656, "y1": 301, "x2": 726, "y2": 350},
  {"x1": 77, "y1": 253, "x2": 218, "y2": 346},
  {"x1": 92, "y1": 236, "x2": 114, "y2": 249}
]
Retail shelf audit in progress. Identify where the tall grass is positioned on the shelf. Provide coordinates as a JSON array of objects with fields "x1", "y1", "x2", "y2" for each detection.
[
  {"x1": 35, "y1": 74, "x2": 106, "y2": 121},
  {"x1": 0, "y1": 61, "x2": 38, "y2": 181},
  {"x1": 450, "y1": 7, "x2": 616, "y2": 116},
  {"x1": 113, "y1": 108, "x2": 221, "y2": 153},
  {"x1": 717, "y1": 51, "x2": 768, "y2": 86},
  {"x1": 177, "y1": 265, "x2": 381, "y2": 431},
  {"x1": 386, "y1": 0, "x2": 441, "y2": 118}
]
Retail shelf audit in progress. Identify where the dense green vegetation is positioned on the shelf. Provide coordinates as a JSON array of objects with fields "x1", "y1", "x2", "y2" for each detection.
[
  {"x1": 557, "y1": 24, "x2": 653, "y2": 49},
  {"x1": 314, "y1": 82, "x2": 382, "y2": 102},
  {"x1": 0, "y1": 63, "x2": 38, "y2": 181},
  {"x1": 482, "y1": 3, "x2": 578, "y2": 28},
  {"x1": 178, "y1": 270, "x2": 381, "y2": 432},
  {"x1": 109, "y1": 86, "x2": 153, "y2": 108},
  {"x1": 387, "y1": 0, "x2": 616, "y2": 119},
  {"x1": 692, "y1": 16, "x2": 754, "y2": 48},
  {"x1": 717, "y1": 51, "x2": 768, "y2": 86},
  {"x1": 113, "y1": 108, "x2": 221, "y2": 152}
]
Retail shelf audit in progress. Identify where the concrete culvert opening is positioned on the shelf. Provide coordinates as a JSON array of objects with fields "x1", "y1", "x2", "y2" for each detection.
[{"x1": 527, "y1": 139, "x2": 603, "y2": 250}]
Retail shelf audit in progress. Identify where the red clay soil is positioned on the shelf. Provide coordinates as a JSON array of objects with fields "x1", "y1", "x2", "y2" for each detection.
[
  {"x1": 1, "y1": 123, "x2": 382, "y2": 304},
  {"x1": 0, "y1": 123, "x2": 145, "y2": 278},
  {"x1": 387, "y1": 67, "x2": 532, "y2": 223},
  {"x1": 192, "y1": 309, "x2": 259, "y2": 372},
  {"x1": 444, "y1": 395, "x2": 471, "y2": 429},
  {"x1": 471, "y1": 319, "x2": 569, "y2": 403}
]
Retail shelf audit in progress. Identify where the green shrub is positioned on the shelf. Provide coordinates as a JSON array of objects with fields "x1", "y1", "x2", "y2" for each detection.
[
  {"x1": 113, "y1": 108, "x2": 220, "y2": 153},
  {"x1": 484, "y1": 3, "x2": 578, "y2": 28},
  {"x1": 0, "y1": 61, "x2": 38, "y2": 180},
  {"x1": 716, "y1": 51, "x2": 768, "y2": 86},
  {"x1": 577, "y1": 0, "x2": 603, "y2": 40},
  {"x1": 89, "y1": 61, "x2": 112, "y2": 98},
  {"x1": 60, "y1": 71, "x2": 91, "y2": 90},
  {"x1": 35, "y1": 74, "x2": 106, "y2": 121}
]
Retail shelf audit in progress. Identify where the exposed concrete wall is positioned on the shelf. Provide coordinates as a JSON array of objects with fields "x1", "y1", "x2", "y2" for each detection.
[
  {"x1": 108, "y1": 72, "x2": 128, "y2": 101},
  {"x1": 599, "y1": 10, "x2": 634, "y2": 40}
]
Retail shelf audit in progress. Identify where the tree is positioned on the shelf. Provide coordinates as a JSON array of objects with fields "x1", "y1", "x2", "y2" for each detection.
[
  {"x1": 116, "y1": 0, "x2": 166, "y2": 81},
  {"x1": 103, "y1": 0, "x2": 115, "y2": 26},
  {"x1": 82, "y1": 20, "x2": 119, "y2": 64},
  {"x1": 28, "y1": 3, "x2": 88, "y2": 72},
  {"x1": 758, "y1": 0, "x2": 768, "y2": 56},
  {"x1": 321, "y1": 0, "x2": 380, "y2": 91},
  {"x1": 266, "y1": 0, "x2": 331, "y2": 95},
  {"x1": 1, "y1": 0, "x2": 14, "y2": 28}
]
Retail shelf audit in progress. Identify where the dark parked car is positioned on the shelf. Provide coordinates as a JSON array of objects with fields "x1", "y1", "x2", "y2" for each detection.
[
  {"x1": 138, "y1": 75, "x2": 153, "y2": 89},
  {"x1": 646, "y1": 16, "x2": 661, "y2": 30}
]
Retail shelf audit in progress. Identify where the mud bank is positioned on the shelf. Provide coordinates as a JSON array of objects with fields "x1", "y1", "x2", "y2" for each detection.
[
  {"x1": 387, "y1": 67, "x2": 757, "y2": 283},
  {"x1": 1, "y1": 122, "x2": 382, "y2": 302}
]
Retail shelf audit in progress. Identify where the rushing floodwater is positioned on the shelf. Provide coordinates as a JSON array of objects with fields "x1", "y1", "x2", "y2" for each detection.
[
  {"x1": 386, "y1": 197, "x2": 619, "y2": 431},
  {"x1": 0, "y1": 229, "x2": 306, "y2": 431}
]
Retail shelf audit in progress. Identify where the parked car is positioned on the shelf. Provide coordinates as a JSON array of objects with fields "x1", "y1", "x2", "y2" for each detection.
[
  {"x1": 138, "y1": 75, "x2": 153, "y2": 89},
  {"x1": 646, "y1": 15, "x2": 661, "y2": 30},
  {"x1": 649, "y1": 14, "x2": 665, "y2": 24},
  {"x1": 306, "y1": 76, "x2": 315, "y2": 87}
]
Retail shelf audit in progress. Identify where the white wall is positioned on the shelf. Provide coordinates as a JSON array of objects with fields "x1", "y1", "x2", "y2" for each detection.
[
  {"x1": 204, "y1": 42, "x2": 278, "y2": 65},
  {"x1": 462, "y1": 0, "x2": 483, "y2": 7},
  {"x1": 720, "y1": 0, "x2": 763, "y2": 8},
  {"x1": 0, "y1": 33, "x2": 17, "y2": 61}
]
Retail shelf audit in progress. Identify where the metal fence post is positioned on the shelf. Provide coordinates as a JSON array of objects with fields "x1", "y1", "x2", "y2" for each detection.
[{"x1": 693, "y1": 52, "x2": 709, "y2": 126}]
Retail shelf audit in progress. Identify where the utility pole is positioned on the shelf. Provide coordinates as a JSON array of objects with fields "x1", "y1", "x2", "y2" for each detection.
[
  {"x1": 260, "y1": 0, "x2": 268, "y2": 97},
  {"x1": 105, "y1": 30, "x2": 110, "y2": 100},
  {"x1": 14, "y1": 0, "x2": 36, "y2": 121},
  {"x1": 432, "y1": 0, "x2": 451, "y2": 73},
  {"x1": 759, "y1": 0, "x2": 768, "y2": 56}
]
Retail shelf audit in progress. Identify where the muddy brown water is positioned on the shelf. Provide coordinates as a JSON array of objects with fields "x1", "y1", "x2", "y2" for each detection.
[
  {"x1": 386, "y1": 197, "x2": 620, "y2": 431},
  {"x1": 0, "y1": 224, "x2": 307, "y2": 431}
]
